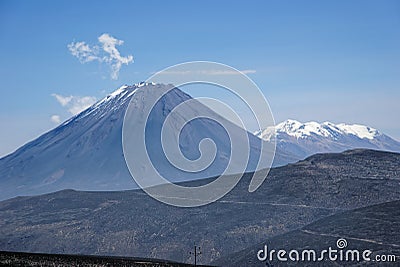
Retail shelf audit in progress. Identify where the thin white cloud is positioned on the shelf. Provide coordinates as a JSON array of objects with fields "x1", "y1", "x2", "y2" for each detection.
[
  {"x1": 68, "y1": 33, "x2": 134, "y2": 80},
  {"x1": 152, "y1": 69, "x2": 256, "y2": 75},
  {"x1": 98, "y1": 34, "x2": 134, "y2": 80},
  {"x1": 50, "y1": 115, "x2": 61, "y2": 124},
  {"x1": 52, "y1": 93, "x2": 97, "y2": 115},
  {"x1": 52, "y1": 94, "x2": 73, "y2": 106},
  {"x1": 67, "y1": 41, "x2": 99, "y2": 63}
]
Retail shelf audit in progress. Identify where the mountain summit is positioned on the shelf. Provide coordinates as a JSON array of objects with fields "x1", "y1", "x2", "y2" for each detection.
[
  {"x1": 256, "y1": 119, "x2": 400, "y2": 160},
  {"x1": 0, "y1": 83, "x2": 275, "y2": 200}
]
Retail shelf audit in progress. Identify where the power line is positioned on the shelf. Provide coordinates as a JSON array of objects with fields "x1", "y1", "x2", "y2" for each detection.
[{"x1": 189, "y1": 244, "x2": 201, "y2": 266}]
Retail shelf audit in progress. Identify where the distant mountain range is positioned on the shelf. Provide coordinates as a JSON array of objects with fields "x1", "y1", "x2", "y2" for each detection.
[{"x1": 256, "y1": 119, "x2": 400, "y2": 161}]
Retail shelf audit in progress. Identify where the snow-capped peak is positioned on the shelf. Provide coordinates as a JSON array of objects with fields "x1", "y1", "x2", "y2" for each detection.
[
  {"x1": 336, "y1": 123, "x2": 380, "y2": 140},
  {"x1": 109, "y1": 85, "x2": 129, "y2": 98},
  {"x1": 255, "y1": 119, "x2": 400, "y2": 163},
  {"x1": 97, "y1": 82, "x2": 158, "y2": 105},
  {"x1": 90, "y1": 83, "x2": 159, "y2": 110},
  {"x1": 258, "y1": 119, "x2": 382, "y2": 140},
  {"x1": 135, "y1": 81, "x2": 156, "y2": 88}
]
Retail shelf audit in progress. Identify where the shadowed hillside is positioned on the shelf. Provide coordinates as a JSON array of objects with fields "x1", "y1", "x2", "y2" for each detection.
[
  {"x1": 0, "y1": 150, "x2": 399, "y2": 264},
  {"x1": 217, "y1": 200, "x2": 400, "y2": 266}
]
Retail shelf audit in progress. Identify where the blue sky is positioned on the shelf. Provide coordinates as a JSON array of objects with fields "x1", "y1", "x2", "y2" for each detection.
[{"x1": 0, "y1": 0, "x2": 399, "y2": 156}]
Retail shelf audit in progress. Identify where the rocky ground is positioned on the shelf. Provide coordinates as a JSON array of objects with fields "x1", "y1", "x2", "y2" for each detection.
[{"x1": 0, "y1": 149, "x2": 399, "y2": 265}]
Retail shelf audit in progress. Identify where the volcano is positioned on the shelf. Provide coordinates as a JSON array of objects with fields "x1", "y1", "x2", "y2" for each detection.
[{"x1": 0, "y1": 83, "x2": 282, "y2": 200}]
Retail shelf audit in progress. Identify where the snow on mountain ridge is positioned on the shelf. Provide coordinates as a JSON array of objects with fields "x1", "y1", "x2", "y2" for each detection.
[
  {"x1": 62, "y1": 82, "x2": 161, "y2": 125},
  {"x1": 256, "y1": 119, "x2": 400, "y2": 163},
  {"x1": 336, "y1": 123, "x2": 380, "y2": 140},
  {"x1": 260, "y1": 119, "x2": 382, "y2": 140}
]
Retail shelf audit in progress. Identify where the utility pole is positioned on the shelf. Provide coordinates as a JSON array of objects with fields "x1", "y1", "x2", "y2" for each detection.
[{"x1": 189, "y1": 244, "x2": 201, "y2": 266}]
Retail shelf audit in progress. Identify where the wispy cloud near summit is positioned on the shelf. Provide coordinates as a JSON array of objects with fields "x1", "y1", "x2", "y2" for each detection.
[
  {"x1": 52, "y1": 93, "x2": 97, "y2": 115},
  {"x1": 68, "y1": 33, "x2": 134, "y2": 80}
]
